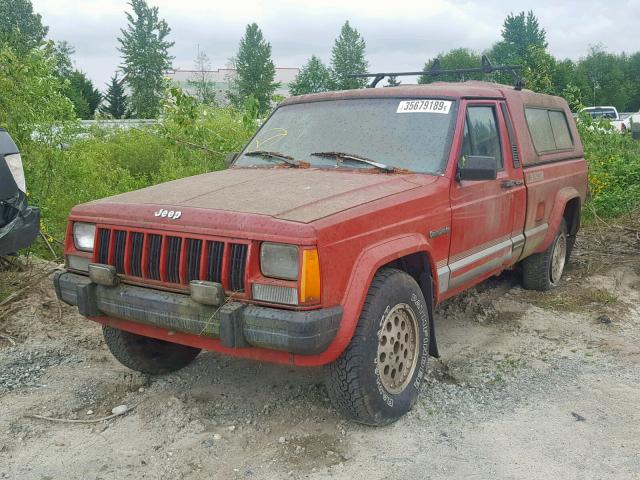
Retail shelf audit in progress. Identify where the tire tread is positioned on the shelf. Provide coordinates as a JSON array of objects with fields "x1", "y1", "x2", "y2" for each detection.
[
  {"x1": 325, "y1": 268, "x2": 423, "y2": 425},
  {"x1": 522, "y1": 219, "x2": 567, "y2": 291}
]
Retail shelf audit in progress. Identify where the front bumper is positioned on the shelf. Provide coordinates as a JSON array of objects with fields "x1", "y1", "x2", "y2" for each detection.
[{"x1": 54, "y1": 271, "x2": 341, "y2": 355}]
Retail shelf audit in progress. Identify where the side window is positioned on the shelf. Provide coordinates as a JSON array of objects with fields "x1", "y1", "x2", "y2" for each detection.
[
  {"x1": 525, "y1": 108, "x2": 556, "y2": 152},
  {"x1": 525, "y1": 108, "x2": 574, "y2": 153},
  {"x1": 461, "y1": 106, "x2": 503, "y2": 169},
  {"x1": 548, "y1": 110, "x2": 573, "y2": 149}
]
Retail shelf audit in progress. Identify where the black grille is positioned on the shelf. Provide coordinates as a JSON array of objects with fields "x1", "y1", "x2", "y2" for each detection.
[
  {"x1": 97, "y1": 228, "x2": 110, "y2": 264},
  {"x1": 147, "y1": 234, "x2": 162, "y2": 280},
  {"x1": 93, "y1": 228, "x2": 247, "y2": 291},
  {"x1": 113, "y1": 230, "x2": 127, "y2": 274},
  {"x1": 205, "y1": 241, "x2": 224, "y2": 283},
  {"x1": 129, "y1": 232, "x2": 144, "y2": 277},
  {"x1": 186, "y1": 239, "x2": 202, "y2": 282},
  {"x1": 165, "y1": 236, "x2": 182, "y2": 283},
  {"x1": 229, "y1": 243, "x2": 247, "y2": 292}
]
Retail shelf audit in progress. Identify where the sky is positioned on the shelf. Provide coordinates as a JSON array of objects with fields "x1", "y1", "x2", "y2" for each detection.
[{"x1": 33, "y1": 0, "x2": 640, "y2": 88}]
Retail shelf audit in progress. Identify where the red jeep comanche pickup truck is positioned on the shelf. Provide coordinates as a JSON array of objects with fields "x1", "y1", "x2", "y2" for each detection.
[{"x1": 55, "y1": 81, "x2": 588, "y2": 425}]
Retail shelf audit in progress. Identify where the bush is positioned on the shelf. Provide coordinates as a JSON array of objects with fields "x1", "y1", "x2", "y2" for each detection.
[
  {"x1": 23, "y1": 140, "x2": 145, "y2": 243},
  {"x1": 22, "y1": 88, "x2": 254, "y2": 254},
  {"x1": 0, "y1": 42, "x2": 75, "y2": 148},
  {"x1": 151, "y1": 88, "x2": 254, "y2": 183},
  {"x1": 81, "y1": 126, "x2": 170, "y2": 179},
  {"x1": 578, "y1": 116, "x2": 640, "y2": 218}
]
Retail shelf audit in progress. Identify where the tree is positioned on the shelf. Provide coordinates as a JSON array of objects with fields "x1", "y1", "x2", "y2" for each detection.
[
  {"x1": 43, "y1": 41, "x2": 101, "y2": 119},
  {"x1": 187, "y1": 48, "x2": 217, "y2": 105},
  {"x1": 487, "y1": 11, "x2": 551, "y2": 90},
  {"x1": 500, "y1": 11, "x2": 548, "y2": 58},
  {"x1": 289, "y1": 55, "x2": 333, "y2": 95},
  {"x1": 560, "y1": 84, "x2": 584, "y2": 112},
  {"x1": 100, "y1": 73, "x2": 129, "y2": 118},
  {"x1": 521, "y1": 44, "x2": 555, "y2": 94},
  {"x1": 0, "y1": 44, "x2": 74, "y2": 146},
  {"x1": 64, "y1": 84, "x2": 90, "y2": 119},
  {"x1": 228, "y1": 23, "x2": 279, "y2": 116},
  {"x1": 118, "y1": 0, "x2": 174, "y2": 118},
  {"x1": 65, "y1": 70, "x2": 101, "y2": 119},
  {"x1": 51, "y1": 40, "x2": 75, "y2": 78},
  {"x1": 419, "y1": 48, "x2": 482, "y2": 84},
  {"x1": 0, "y1": 0, "x2": 48, "y2": 54},
  {"x1": 386, "y1": 76, "x2": 401, "y2": 87},
  {"x1": 573, "y1": 46, "x2": 631, "y2": 109},
  {"x1": 551, "y1": 58, "x2": 576, "y2": 96},
  {"x1": 626, "y1": 52, "x2": 640, "y2": 111},
  {"x1": 330, "y1": 21, "x2": 368, "y2": 90}
]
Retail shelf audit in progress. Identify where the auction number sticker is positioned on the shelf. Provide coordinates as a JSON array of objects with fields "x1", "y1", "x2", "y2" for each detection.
[{"x1": 396, "y1": 99, "x2": 452, "y2": 114}]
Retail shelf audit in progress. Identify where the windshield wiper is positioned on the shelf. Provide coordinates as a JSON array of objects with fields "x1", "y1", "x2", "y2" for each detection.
[
  {"x1": 310, "y1": 151, "x2": 401, "y2": 173},
  {"x1": 244, "y1": 150, "x2": 302, "y2": 168}
]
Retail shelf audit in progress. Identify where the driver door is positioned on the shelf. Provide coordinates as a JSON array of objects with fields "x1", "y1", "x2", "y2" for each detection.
[{"x1": 447, "y1": 101, "x2": 517, "y2": 291}]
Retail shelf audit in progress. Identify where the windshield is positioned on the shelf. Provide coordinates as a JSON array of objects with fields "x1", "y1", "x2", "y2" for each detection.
[
  {"x1": 584, "y1": 108, "x2": 617, "y2": 119},
  {"x1": 235, "y1": 98, "x2": 458, "y2": 174}
]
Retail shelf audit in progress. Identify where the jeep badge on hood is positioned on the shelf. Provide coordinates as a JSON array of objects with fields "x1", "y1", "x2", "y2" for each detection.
[{"x1": 154, "y1": 208, "x2": 182, "y2": 220}]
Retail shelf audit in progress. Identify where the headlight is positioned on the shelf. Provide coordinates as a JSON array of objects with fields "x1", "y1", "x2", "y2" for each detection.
[
  {"x1": 73, "y1": 222, "x2": 96, "y2": 252},
  {"x1": 260, "y1": 243, "x2": 299, "y2": 280}
]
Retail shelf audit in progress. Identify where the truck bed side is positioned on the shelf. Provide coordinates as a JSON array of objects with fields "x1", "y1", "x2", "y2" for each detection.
[
  {"x1": 500, "y1": 88, "x2": 588, "y2": 259},
  {"x1": 521, "y1": 159, "x2": 588, "y2": 257}
]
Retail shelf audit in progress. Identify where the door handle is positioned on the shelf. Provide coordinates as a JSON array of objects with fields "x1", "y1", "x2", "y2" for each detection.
[{"x1": 501, "y1": 179, "x2": 524, "y2": 189}]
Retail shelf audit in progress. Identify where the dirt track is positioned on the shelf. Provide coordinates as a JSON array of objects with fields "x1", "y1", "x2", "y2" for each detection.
[{"x1": 1, "y1": 224, "x2": 639, "y2": 480}]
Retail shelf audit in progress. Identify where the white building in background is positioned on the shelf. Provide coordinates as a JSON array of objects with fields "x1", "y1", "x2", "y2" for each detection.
[{"x1": 165, "y1": 67, "x2": 299, "y2": 104}]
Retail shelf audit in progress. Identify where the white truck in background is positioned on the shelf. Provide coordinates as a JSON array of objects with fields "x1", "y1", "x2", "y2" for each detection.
[{"x1": 580, "y1": 106, "x2": 637, "y2": 133}]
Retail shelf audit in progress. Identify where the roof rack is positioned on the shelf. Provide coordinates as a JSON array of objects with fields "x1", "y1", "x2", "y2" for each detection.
[{"x1": 349, "y1": 55, "x2": 525, "y2": 90}]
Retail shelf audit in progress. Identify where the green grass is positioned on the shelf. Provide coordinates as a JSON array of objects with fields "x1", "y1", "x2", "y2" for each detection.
[{"x1": 524, "y1": 287, "x2": 619, "y2": 312}]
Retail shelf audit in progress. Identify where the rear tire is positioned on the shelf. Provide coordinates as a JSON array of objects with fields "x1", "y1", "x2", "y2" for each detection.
[
  {"x1": 102, "y1": 326, "x2": 201, "y2": 375},
  {"x1": 522, "y1": 219, "x2": 568, "y2": 291},
  {"x1": 324, "y1": 268, "x2": 429, "y2": 426}
]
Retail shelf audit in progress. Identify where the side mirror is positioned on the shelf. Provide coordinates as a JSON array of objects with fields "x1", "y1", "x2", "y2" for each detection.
[
  {"x1": 457, "y1": 155, "x2": 497, "y2": 181},
  {"x1": 224, "y1": 152, "x2": 238, "y2": 168}
]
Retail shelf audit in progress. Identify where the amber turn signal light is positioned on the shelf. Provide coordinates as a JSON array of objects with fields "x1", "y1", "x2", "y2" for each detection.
[{"x1": 300, "y1": 248, "x2": 321, "y2": 303}]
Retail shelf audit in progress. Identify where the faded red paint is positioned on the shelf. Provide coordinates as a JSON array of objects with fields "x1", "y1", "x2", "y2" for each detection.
[{"x1": 64, "y1": 81, "x2": 588, "y2": 367}]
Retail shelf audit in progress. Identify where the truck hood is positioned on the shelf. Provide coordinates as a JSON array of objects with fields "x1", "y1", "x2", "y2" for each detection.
[{"x1": 85, "y1": 168, "x2": 430, "y2": 224}]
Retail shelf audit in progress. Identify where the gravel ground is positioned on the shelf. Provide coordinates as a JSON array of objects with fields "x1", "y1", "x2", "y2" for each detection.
[
  {"x1": 0, "y1": 228, "x2": 639, "y2": 480},
  {"x1": 0, "y1": 347, "x2": 70, "y2": 394}
]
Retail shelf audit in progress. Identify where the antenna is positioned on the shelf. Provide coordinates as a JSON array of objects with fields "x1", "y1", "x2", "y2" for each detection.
[{"x1": 350, "y1": 55, "x2": 525, "y2": 90}]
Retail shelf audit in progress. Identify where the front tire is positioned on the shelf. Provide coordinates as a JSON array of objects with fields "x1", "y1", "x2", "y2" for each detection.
[
  {"x1": 102, "y1": 326, "x2": 201, "y2": 375},
  {"x1": 522, "y1": 219, "x2": 568, "y2": 291},
  {"x1": 324, "y1": 268, "x2": 429, "y2": 426}
]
